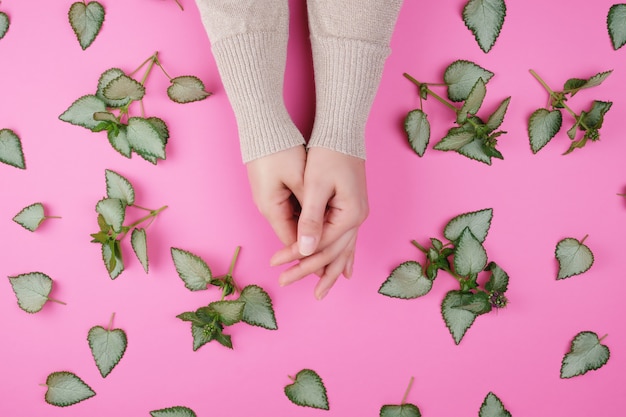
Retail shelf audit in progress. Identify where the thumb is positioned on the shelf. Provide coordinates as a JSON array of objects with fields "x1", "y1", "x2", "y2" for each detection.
[{"x1": 297, "y1": 189, "x2": 330, "y2": 256}]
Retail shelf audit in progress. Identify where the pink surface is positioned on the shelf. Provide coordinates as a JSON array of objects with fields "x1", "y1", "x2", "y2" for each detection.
[{"x1": 1, "y1": 0, "x2": 625, "y2": 415}]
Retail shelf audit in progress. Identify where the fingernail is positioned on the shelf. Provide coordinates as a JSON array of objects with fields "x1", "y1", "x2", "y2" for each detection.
[
  {"x1": 345, "y1": 259, "x2": 354, "y2": 279},
  {"x1": 299, "y1": 235, "x2": 316, "y2": 256},
  {"x1": 316, "y1": 287, "x2": 330, "y2": 300}
]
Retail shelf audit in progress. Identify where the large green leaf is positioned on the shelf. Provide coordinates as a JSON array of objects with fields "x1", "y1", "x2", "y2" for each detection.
[
  {"x1": 454, "y1": 228, "x2": 488, "y2": 276},
  {"x1": 126, "y1": 117, "x2": 166, "y2": 160},
  {"x1": 44, "y1": 371, "x2": 96, "y2": 407},
  {"x1": 0, "y1": 128, "x2": 26, "y2": 169},
  {"x1": 443, "y1": 208, "x2": 493, "y2": 243},
  {"x1": 95, "y1": 198, "x2": 126, "y2": 233},
  {"x1": 150, "y1": 406, "x2": 198, "y2": 417},
  {"x1": 528, "y1": 108, "x2": 562, "y2": 153},
  {"x1": 103, "y1": 74, "x2": 146, "y2": 102},
  {"x1": 170, "y1": 248, "x2": 212, "y2": 291},
  {"x1": 462, "y1": 0, "x2": 506, "y2": 53},
  {"x1": 59, "y1": 95, "x2": 107, "y2": 130},
  {"x1": 97, "y1": 68, "x2": 131, "y2": 108},
  {"x1": 8, "y1": 272, "x2": 54, "y2": 313},
  {"x1": 479, "y1": 392, "x2": 512, "y2": 417},
  {"x1": 105, "y1": 169, "x2": 135, "y2": 205},
  {"x1": 555, "y1": 237, "x2": 594, "y2": 279},
  {"x1": 68, "y1": 1, "x2": 105, "y2": 50},
  {"x1": 404, "y1": 109, "x2": 430, "y2": 157},
  {"x1": 560, "y1": 331, "x2": 610, "y2": 378},
  {"x1": 608, "y1": 4, "x2": 626, "y2": 50},
  {"x1": 379, "y1": 261, "x2": 433, "y2": 299},
  {"x1": 13, "y1": 202, "x2": 46, "y2": 232},
  {"x1": 284, "y1": 369, "x2": 329, "y2": 410},
  {"x1": 563, "y1": 71, "x2": 612, "y2": 96},
  {"x1": 441, "y1": 290, "x2": 479, "y2": 344},
  {"x1": 444, "y1": 60, "x2": 494, "y2": 102},
  {"x1": 167, "y1": 76, "x2": 211, "y2": 103},
  {"x1": 239, "y1": 285, "x2": 278, "y2": 330},
  {"x1": 87, "y1": 323, "x2": 128, "y2": 378}
]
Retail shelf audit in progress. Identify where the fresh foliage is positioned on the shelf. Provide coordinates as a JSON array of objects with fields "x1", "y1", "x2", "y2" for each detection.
[
  {"x1": 90, "y1": 169, "x2": 167, "y2": 279},
  {"x1": 555, "y1": 236, "x2": 594, "y2": 279},
  {"x1": 403, "y1": 61, "x2": 510, "y2": 165},
  {"x1": 608, "y1": 4, "x2": 626, "y2": 50},
  {"x1": 528, "y1": 69, "x2": 612, "y2": 154},
  {"x1": 43, "y1": 371, "x2": 96, "y2": 407},
  {"x1": 150, "y1": 406, "x2": 197, "y2": 417},
  {"x1": 12, "y1": 202, "x2": 60, "y2": 232},
  {"x1": 0, "y1": 11, "x2": 9, "y2": 40},
  {"x1": 174, "y1": 247, "x2": 278, "y2": 350},
  {"x1": 379, "y1": 377, "x2": 421, "y2": 417},
  {"x1": 479, "y1": 392, "x2": 511, "y2": 417},
  {"x1": 68, "y1": 1, "x2": 105, "y2": 50},
  {"x1": 284, "y1": 369, "x2": 329, "y2": 410},
  {"x1": 59, "y1": 52, "x2": 210, "y2": 163},
  {"x1": 8, "y1": 272, "x2": 66, "y2": 313},
  {"x1": 0, "y1": 128, "x2": 26, "y2": 169},
  {"x1": 560, "y1": 331, "x2": 610, "y2": 378},
  {"x1": 87, "y1": 313, "x2": 128, "y2": 378},
  {"x1": 462, "y1": 0, "x2": 506, "y2": 53},
  {"x1": 379, "y1": 209, "x2": 509, "y2": 344}
]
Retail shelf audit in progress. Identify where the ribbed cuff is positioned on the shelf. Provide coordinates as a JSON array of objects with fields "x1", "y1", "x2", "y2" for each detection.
[
  {"x1": 211, "y1": 32, "x2": 305, "y2": 163},
  {"x1": 307, "y1": 36, "x2": 390, "y2": 160}
]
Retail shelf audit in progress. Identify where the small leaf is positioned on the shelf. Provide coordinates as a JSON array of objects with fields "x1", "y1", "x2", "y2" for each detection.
[
  {"x1": 608, "y1": 4, "x2": 626, "y2": 50},
  {"x1": 454, "y1": 228, "x2": 488, "y2": 276},
  {"x1": 108, "y1": 126, "x2": 132, "y2": 158},
  {"x1": 484, "y1": 262, "x2": 509, "y2": 293},
  {"x1": 8, "y1": 272, "x2": 54, "y2": 313},
  {"x1": 486, "y1": 96, "x2": 511, "y2": 130},
  {"x1": 380, "y1": 404, "x2": 422, "y2": 417},
  {"x1": 444, "y1": 60, "x2": 494, "y2": 102},
  {"x1": 580, "y1": 100, "x2": 612, "y2": 131},
  {"x1": 456, "y1": 138, "x2": 493, "y2": 165},
  {"x1": 13, "y1": 202, "x2": 47, "y2": 232},
  {"x1": 284, "y1": 369, "x2": 329, "y2": 410},
  {"x1": 167, "y1": 76, "x2": 211, "y2": 103},
  {"x1": 444, "y1": 208, "x2": 493, "y2": 243},
  {"x1": 44, "y1": 371, "x2": 95, "y2": 407},
  {"x1": 560, "y1": 331, "x2": 610, "y2": 378},
  {"x1": 441, "y1": 290, "x2": 479, "y2": 344},
  {"x1": 462, "y1": 0, "x2": 506, "y2": 53},
  {"x1": 555, "y1": 237, "x2": 594, "y2": 279},
  {"x1": 105, "y1": 169, "x2": 135, "y2": 205},
  {"x1": 131, "y1": 228, "x2": 149, "y2": 273},
  {"x1": 126, "y1": 117, "x2": 166, "y2": 160},
  {"x1": 150, "y1": 406, "x2": 198, "y2": 417},
  {"x1": 102, "y1": 242, "x2": 124, "y2": 279},
  {"x1": 97, "y1": 68, "x2": 131, "y2": 108},
  {"x1": 457, "y1": 78, "x2": 487, "y2": 123},
  {"x1": 239, "y1": 285, "x2": 278, "y2": 330},
  {"x1": 95, "y1": 198, "x2": 126, "y2": 233},
  {"x1": 434, "y1": 129, "x2": 475, "y2": 151},
  {"x1": 378, "y1": 261, "x2": 433, "y2": 299},
  {"x1": 0, "y1": 128, "x2": 26, "y2": 169},
  {"x1": 479, "y1": 392, "x2": 512, "y2": 417},
  {"x1": 404, "y1": 109, "x2": 430, "y2": 157},
  {"x1": 170, "y1": 248, "x2": 212, "y2": 291},
  {"x1": 208, "y1": 300, "x2": 245, "y2": 326},
  {"x1": 87, "y1": 324, "x2": 128, "y2": 378},
  {"x1": 564, "y1": 71, "x2": 612, "y2": 96},
  {"x1": 68, "y1": 1, "x2": 105, "y2": 50},
  {"x1": 103, "y1": 74, "x2": 146, "y2": 102},
  {"x1": 528, "y1": 108, "x2": 562, "y2": 153},
  {"x1": 0, "y1": 12, "x2": 9, "y2": 40},
  {"x1": 146, "y1": 117, "x2": 170, "y2": 145},
  {"x1": 59, "y1": 95, "x2": 107, "y2": 130}
]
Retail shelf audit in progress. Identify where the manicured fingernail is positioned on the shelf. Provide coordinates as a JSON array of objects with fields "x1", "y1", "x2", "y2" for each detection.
[{"x1": 299, "y1": 236, "x2": 316, "y2": 256}]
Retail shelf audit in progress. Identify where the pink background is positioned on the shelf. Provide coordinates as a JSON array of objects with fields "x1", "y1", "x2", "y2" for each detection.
[{"x1": 1, "y1": 0, "x2": 625, "y2": 415}]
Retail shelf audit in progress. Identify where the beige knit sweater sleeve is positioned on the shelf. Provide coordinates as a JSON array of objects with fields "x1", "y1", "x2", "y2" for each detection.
[{"x1": 195, "y1": 0, "x2": 403, "y2": 162}]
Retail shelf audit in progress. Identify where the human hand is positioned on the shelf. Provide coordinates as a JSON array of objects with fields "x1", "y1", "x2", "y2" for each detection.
[{"x1": 270, "y1": 147, "x2": 369, "y2": 300}]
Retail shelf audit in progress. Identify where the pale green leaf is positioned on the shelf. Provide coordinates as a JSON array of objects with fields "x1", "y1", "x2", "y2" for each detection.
[
  {"x1": 404, "y1": 109, "x2": 430, "y2": 156},
  {"x1": 378, "y1": 261, "x2": 432, "y2": 299},
  {"x1": 131, "y1": 228, "x2": 149, "y2": 273},
  {"x1": 103, "y1": 74, "x2": 145, "y2": 102},
  {"x1": 126, "y1": 117, "x2": 166, "y2": 160},
  {"x1": 150, "y1": 406, "x2": 198, "y2": 417},
  {"x1": 239, "y1": 285, "x2": 278, "y2": 330},
  {"x1": 191, "y1": 324, "x2": 212, "y2": 351},
  {"x1": 462, "y1": 0, "x2": 506, "y2": 53},
  {"x1": 44, "y1": 371, "x2": 96, "y2": 407},
  {"x1": 146, "y1": 117, "x2": 170, "y2": 145},
  {"x1": 457, "y1": 78, "x2": 486, "y2": 124},
  {"x1": 380, "y1": 403, "x2": 422, "y2": 417},
  {"x1": 441, "y1": 290, "x2": 479, "y2": 344},
  {"x1": 68, "y1": 1, "x2": 105, "y2": 50},
  {"x1": 102, "y1": 242, "x2": 124, "y2": 279},
  {"x1": 93, "y1": 111, "x2": 118, "y2": 123},
  {"x1": 434, "y1": 130, "x2": 475, "y2": 151},
  {"x1": 167, "y1": 76, "x2": 211, "y2": 103},
  {"x1": 457, "y1": 138, "x2": 492, "y2": 165},
  {"x1": 97, "y1": 68, "x2": 131, "y2": 108},
  {"x1": 555, "y1": 237, "x2": 594, "y2": 279},
  {"x1": 8, "y1": 272, "x2": 54, "y2": 313},
  {"x1": 95, "y1": 198, "x2": 125, "y2": 233},
  {"x1": 208, "y1": 300, "x2": 245, "y2": 326},
  {"x1": 105, "y1": 169, "x2": 135, "y2": 205},
  {"x1": 444, "y1": 208, "x2": 493, "y2": 243},
  {"x1": 608, "y1": 4, "x2": 626, "y2": 50},
  {"x1": 528, "y1": 108, "x2": 562, "y2": 153},
  {"x1": 170, "y1": 248, "x2": 212, "y2": 291},
  {"x1": 564, "y1": 71, "x2": 613, "y2": 96},
  {"x1": 284, "y1": 369, "x2": 329, "y2": 410},
  {"x1": 444, "y1": 60, "x2": 494, "y2": 102},
  {"x1": 484, "y1": 262, "x2": 509, "y2": 293},
  {"x1": 87, "y1": 325, "x2": 128, "y2": 378},
  {"x1": 13, "y1": 202, "x2": 46, "y2": 232},
  {"x1": 486, "y1": 96, "x2": 511, "y2": 130},
  {"x1": 560, "y1": 331, "x2": 610, "y2": 378},
  {"x1": 0, "y1": 129, "x2": 26, "y2": 169},
  {"x1": 59, "y1": 95, "x2": 107, "y2": 130},
  {"x1": 0, "y1": 12, "x2": 9, "y2": 40},
  {"x1": 108, "y1": 126, "x2": 132, "y2": 158},
  {"x1": 479, "y1": 392, "x2": 512, "y2": 417},
  {"x1": 454, "y1": 228, "x2": 488, "y2": 276}
]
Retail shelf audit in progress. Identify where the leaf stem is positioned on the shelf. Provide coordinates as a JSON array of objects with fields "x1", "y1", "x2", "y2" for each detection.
[
  {"x1": 228, "y1": 246, "x2": 241, "y2": 277},
  {"x1": 47, "y1": 297, "x2": 67, "y2": 306},
  {"x1": 411, "y1": 240, "x2": 428, "y2": 254},
  {"x1": 45, "y1": 216, "x2": 62, "y2": 220},
  {"x1": 401, "y1": 376, "x2": 415, "y2": 405},
  {"x1": 599, "y1": 334, "x2": 608, "y2": 342},
  {"x1": 529, "y1": 69, "x2": 554, "y2": 95},
  {"x1": 108, "y1": 312, "x2": 116, "y2": 331},
  {"x1": 403, "y1": 73, "x2": 458, "y2": 113},
  {"x1": 580, "y1": 234, "x2": 589, "y2": 244},
  {"x1": 139, "y1": 52, "x2": 159, "y2": 86},
  {"x1": 127, "y1": 205, "x2": 168, "y2": 230},
  {"x1": 174, "y1": 0, "x2": 184, "y2": 10}
]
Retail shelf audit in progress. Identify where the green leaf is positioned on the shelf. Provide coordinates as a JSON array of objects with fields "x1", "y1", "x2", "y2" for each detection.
[
  {"x1": 87, "y1": 324, "x2": 128, "y2": 378},
  {"x1": 13, "y1": 202, "x2": 47, "y2": 232},
  {"x1": 380, "y1": 404, "x2": 422, "y2": 417},
  {"x1": 479, "y1": 392, "x2": 512, "y2": 417},
  {"x1": 59, "y1": 95, "x2": 107, "y2": 130},
  {"x1": 404, "y1": 109, "x2": 430, "y2": 157},
  {"x1": 444, "y1": 208, "x2": 493, "y2": 243},
  {"x1": 97, "y1": 68, "x2": 131, "y2": 108},
  {"x1": 580, "y1": 100, "x2": 612, "y2": 131},
  {"x1": 528, "y1": 108, "x2": 562, "y2": 153},
  {"x1": 239, "y1": 285, "x2": 278, "y2": 330},
  {"x1": 454, "y1": 228, "x2": 488, "y2": 276},
  {"x1": 126, "y1": 117, "x2": 166, "y2": 160},
  {"x1": 208, "y1": 300, "x2": 245, "y2": 326},
  {"x1": 284, "y1": 369, "x2": 329, "y2": 410},
  {"x1": 462, "y1": 0, "x2": 506, "y2": 53},
  {"x1": 484, "y1": 262, "x2": 509, "y2": 293},
  {"x1": 0, "y1": 128, "x2": 26, "y2": 169},
  {"x1": 560, "y1": 331, "x2": 610, "y2": 378},
  {"x1": 146, "y1": 117, "x2": 170, "y2": 145},
  {"x1": 105, "y1": 169, "x2": 135, "y2": 205},
  {"x1": 454, "y1": 291, "x2": 492, "y2": 314},
  {"x1": 457, "y1": 78, "x2": 487, "y2": 124},
  {"x1": 0, "y1": 12, "x2": 9, "y2": 40},
  {"x1": 608, "y1": 4, "x2": 626, "y2": 50},
  {"x1": 486, "y1": 96, "x2": 511, "y2": 130},
  {"x1": 434, "y1": 128, "x2": 475, "y2": 151},
  {"x1": 170, "y1": 248, "x2": 212, "y2": 291},
  {"x1": 103, "y1": 74, "x2": 146, "y2": 102},
  {"x1": 444, "y1": 60, "x2": 494, "y2": 102},
  {"x1": 8, "y1": 272, "x2": 54, "y2": 313},
  {"x1": 555, "y1": 237, "x2": 594, "y2": 279},
  {"x1": 378, "y1": 261, "x2": 433, "y2": 299},
  {"x1": 44, "y1": 371, "x2": 96, "y2": 407},
  {"x1": 150, "y1": 406, "x2": 198, "y2": 417},
  {"x1": 96, "y1": 198, "x2": 126, "y2": 233},
  {"x1": 93, "y1": 111, "x2": 118, "y2": 123},
  {"x1": 191, "y1": 324, "x2": 212, "y2": 351},
  {"x1": 108, "y1": 126, "x2": 132, "y2": 158},
  {"x1": 167, "y1": 76, "x2": 211, "y2": 103},
  {"x1": 131, "y1": 228, "x2": 149, "y2": 273},
  {"x1": 68, "y1": 1, "x2": 105, "y2": 50},
  {"x1": 456, "y1": 138, "x2": 493, "y2": 165},
  {"x1": 563, "y1": 71, "x2": 612, "y2": 96},
  {"x1": 441, "y1": 290, "x2": 479, "y2": 344},
  {"x1": 102, "y1": 242, "x2": 124, "y2": 279}
]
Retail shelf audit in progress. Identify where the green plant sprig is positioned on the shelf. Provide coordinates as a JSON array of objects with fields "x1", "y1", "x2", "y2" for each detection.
[{"x1": 528, "y1": 69, "x2": 613, "y2": 155}]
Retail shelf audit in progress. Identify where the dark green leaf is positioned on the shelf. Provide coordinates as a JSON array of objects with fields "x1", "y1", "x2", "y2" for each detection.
[
  {"x1": 0, "y1": 129, "x2": 26, "y2": 169},
  {"x1": 608, "y1": 4, "x2": 626, "y2": 50},
  {"x1": 462, "y1": 0, "x2": 506, "y2": 53},
  {"x1": 528, "y1": 108, "x2": 562, "y2": 153},
  {"x1": 68, "y1": 1, "x2": 105, "y2": 50}
]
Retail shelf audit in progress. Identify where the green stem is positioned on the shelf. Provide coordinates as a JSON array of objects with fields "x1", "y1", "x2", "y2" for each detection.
[
  {"x1": 45, "y1": 216, "x2": 62, "y2": 220},
  {"x1": 139, "y1": 52, "x2": 159, "y2": 86},
  {"x1": 401, "y1": 376, "x2": 415, "y2": 405},
  {"x1": 228, "y1": 246, "x2": 241, "y2": 277},
  {"x1": 599, "y1": 334, "x2": 608, "y2": 342},
  {"x1": 580, "y1": 234, "x2": 589, "y2": 244},
  {"x1": 403, "y1": 73, "x2": 458, "y2": 112},
  {"x1": 127, "y1": 205, "x2": 168, "y2": 230},
  {"x1": 131, "y1": 204, "x2": 153, "y2": 212},
  {"x1": 129, "y1": 54, "x2": 155, "y2": 78},
  {"x1": 108, "y1": 312, "x2": 116, "y2": 331},
  {"x1": 411, "y1": 240, "x2": 428, "y2": 254},
  {"x1": 47, "y1": 297, "x2": 67, "y2": 306}
]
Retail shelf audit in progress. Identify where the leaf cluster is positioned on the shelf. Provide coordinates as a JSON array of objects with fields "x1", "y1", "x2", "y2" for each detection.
[
  {"x1": 379, "y1": 208, "x2": 509, "y2": 344},
  {"x1": 404, "y1": 60, "x2": 510, "y2": 165},
  {"x1": 528, "y1": 70, "x2": 613, "y2": 154}
]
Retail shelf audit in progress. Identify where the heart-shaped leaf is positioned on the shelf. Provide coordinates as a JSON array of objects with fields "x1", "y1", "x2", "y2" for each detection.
[
  {"x1": 462, "y1": 0, "x2": 506, "y2": 53},
  {"x1": 380, "y1": 403, "x2": 422, "y2": 417},
  {"x1": 59, "y1": 94, "x2": 107, "y2": 130},
  {"x1": 0, "y1": 11, "x2": 10, "y2": 40},
  {"x1": 13, "y1": 202, "x2": 47, "y2": 232},
  {"x1": 167, "y1": 76, "x2": 211, "y2": 103},
  {"x1": 479, "y1": 392, "x2": 511, "y2": 417},
  {"x1": 284, "y1": 369, "x2": 329, "y2": 410},
  {"x1": 105, "y1": 169, "x2": 135, "y2": 205},
  {"x1": 126, "y1": 117, "x2": 166, "y2": 160},
  {"x1": 379, "y1": 261, "x2": 433, "y2": 299},
  {"x1": 444, "y1": 208, "x2": 493, "y2": 243},
  {"x1": 444, "y1": 60, "x2": 494, "y2": 102},
  {"x1": 8, "y1": 272, "x2": 56, "y2": 313},
  {"x1": 560, "y1": 331, "x2": 610, "y2": 378},
  {"x1": 103, "y1": 74, "x2": 145, "y2": 102},
  {"x1": 239, "y1": 285, "x2": 278, "y2": 330},
  {"x1": 170, "y1": 248, "x2": 212, "y2": 291},
  {"x1": 608, "y1": 4, "x2": 626, "y2": 50},
  {"x1": 44, "y1": 371, "x2": 96, "y2": 407},
  {"x1": 528, "y1": 108, "x2": 562, "y2": 153},
  {"x1": 96, "y1": 198, "x2": 126, "y2": 233},
  {"x1": 150, "y1": 406, "x2": 198, "y2": 417},
  {"x1": 404, "y1": 109, "x2": 430, "y2": 157},
  {"x1": 555, "y1": 237, "x2": 594, "y2": 279},
  {"x1": 0, "y1": 128, "x2": 26, "y2": 169},
  {"x1": 441, "y1": 290, "x2": 479, "y2": 344},
  {"x1": 68, "y1": 1, "x2": 105, "y2": 50},
  {"x1": 87, "y1": 321, "x2": 128, "y2": 378},
  {"x1": 454, "y1": 228, "x2": 488, "y2": 277}
]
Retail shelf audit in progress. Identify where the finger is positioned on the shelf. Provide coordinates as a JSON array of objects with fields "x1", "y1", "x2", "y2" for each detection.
[
  {"x1": 264, "y1": 195, "x2": 302, "y2": 246},
  {"x1": 296, "y1": 184, "x2": 333, "y2": 257},
  {"x1": 314, "y1": 249, "x2": 352, "y2": 300},
  {"x1": 341, "y1": 234, "x2": 358, "y2": 279}
]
